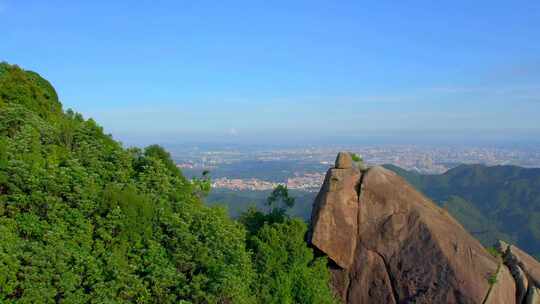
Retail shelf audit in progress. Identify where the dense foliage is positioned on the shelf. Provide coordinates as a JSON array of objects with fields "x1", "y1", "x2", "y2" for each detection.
[
  {"x1": 239, "y1": 186, "x2": 337, "y2": 304},
  {"x1": 243, "y1": 214, "x2": 337, "y2": 304},
  {"x1": 385, "y1": 164, "x2": 540, "y2": 258},
  {"x1": 0, "y1": 62, "x2": 336, "y2": 303}
]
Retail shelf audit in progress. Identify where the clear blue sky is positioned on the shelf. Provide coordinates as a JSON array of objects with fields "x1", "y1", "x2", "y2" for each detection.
[{"x1": 1, "y1": 1, "x2": 539, "y2": 145}]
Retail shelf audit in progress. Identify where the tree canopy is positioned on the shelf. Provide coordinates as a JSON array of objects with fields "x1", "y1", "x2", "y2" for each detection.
[
  {"x1": 240, "y1": 186, "x2": 337, "y2": 304},
  {"x1": 0, "y1": 62, "x2": 336, "y2": 303}
]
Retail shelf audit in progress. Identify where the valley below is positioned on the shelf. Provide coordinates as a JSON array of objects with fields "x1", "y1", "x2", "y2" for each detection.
[{"x1": 178, "y1": 152, "x2": 540, "y2": 259}]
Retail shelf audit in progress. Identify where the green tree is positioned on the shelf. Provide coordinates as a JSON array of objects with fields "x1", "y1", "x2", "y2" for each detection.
[
  {"x1": 266, "y1": 184, "x2": 295, "y2": 216},
  {"x1": 240, "y1": 188, "x2": 337, "y2": 304},
  {"x1": 144, "y1": 144, "x2": 182, "y2": 177},
  {"x1": 242, "y1": 214, "x2": 337, "y2": 304}
]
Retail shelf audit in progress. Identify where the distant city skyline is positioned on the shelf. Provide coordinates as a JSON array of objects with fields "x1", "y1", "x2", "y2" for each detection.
[
  {"x1": 174, "y1": 144, "x2": 540, "y2": 175},
  {"x1": 1, "y1": 1, "x2": 539, "y2": 145},
  {"x1": 174, "y1": 143, "x2": 540, "y2": 191}
]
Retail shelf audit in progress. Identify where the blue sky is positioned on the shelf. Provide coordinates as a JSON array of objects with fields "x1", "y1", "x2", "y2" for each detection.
[{"x1": 1, "y1": 0, "x2": 539, "y2": 145}]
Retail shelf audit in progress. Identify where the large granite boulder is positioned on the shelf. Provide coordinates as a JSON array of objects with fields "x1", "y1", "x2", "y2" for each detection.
[
  {"x1": 335, "y1": 151, "x2": 353, "y2": 169},
  {"x1": 309, "y1": 158, "x2": 360, "y2": 269},
  {"x1": 310, "y1": 158, "x2": 517, "y2": 304}
]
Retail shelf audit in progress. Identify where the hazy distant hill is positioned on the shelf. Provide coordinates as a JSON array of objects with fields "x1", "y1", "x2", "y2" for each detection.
[
  {"x1": 206, "y1": 188, "x2": 316, "y2": 219},
  {"x1": 385, "y1": 164, "x2": 540, "y2": 258}
]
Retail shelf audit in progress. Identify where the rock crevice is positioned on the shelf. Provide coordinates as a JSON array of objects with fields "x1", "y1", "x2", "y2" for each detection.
[
  {"x1": 497, "y1": 241, "x2": 540, "y2": 304},
  {"x1": 309, "y1": 152, "x2": 518, "y2": 304},
  {"x1": 371, "y1": 249, "x2": 399, "y2": 304}
]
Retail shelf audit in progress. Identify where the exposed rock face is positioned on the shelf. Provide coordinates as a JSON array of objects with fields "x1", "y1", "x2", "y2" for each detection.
[
  {"x1": 485, "y1": 265, "x2": 519, "y2": 304},
  {"x1": 335, "y1": 151, "x2": 353, "y2": 169},
  {"x1": 309, "y1": 161, "x2": 360, "y2": 269},
  {"x1": 310, "y1": 153, "x2": 520, "y2": 304},
  {"x1": 497, "y1": 241, "x2": 540, "y2": 304}
]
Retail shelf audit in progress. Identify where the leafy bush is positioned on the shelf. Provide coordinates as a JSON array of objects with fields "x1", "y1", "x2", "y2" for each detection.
[
  {"x1": 486, "y1": 246, "x2": 500, "y2": 258},
  {"x1": 487, "y1": 273, "x2": 498, "y2": 286},
  {"x1": 351, "y1": 153, "x2": 362, "y2": 163}
]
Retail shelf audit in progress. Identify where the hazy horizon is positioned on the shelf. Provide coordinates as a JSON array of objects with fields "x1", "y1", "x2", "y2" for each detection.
[
  {"x1": 2, "y1": 1, "x2": 539, "y2": 145},
  {"x1": 117, "y1": 129, "x2": 540, "y2": 149}
]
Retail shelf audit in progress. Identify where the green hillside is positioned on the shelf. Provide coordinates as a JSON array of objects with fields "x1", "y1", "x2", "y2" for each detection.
[
  {"x1": 0, "y1": 63, "x2": 336, "y2": 303},
  {"x1": 385, "y1": 164, "x2": 540, "y2": 258}
]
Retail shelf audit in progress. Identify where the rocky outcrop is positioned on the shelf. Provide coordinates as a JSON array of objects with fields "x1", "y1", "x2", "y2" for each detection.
[
  {"x1": 335, "y1": 151, "x2": 354, "y2": 169},
  {"x1": 309, "y1": 152, "x2": 361, "y2": 269},
  {"x1": 497, "y1": 241, "x2": 540, "y2": 304},
  {"x1": 310, "y1": 152, "x2": 520, "y2": 304},
  {"x1": 485, "y1": 265, "x2": 519, "y2": 304}
]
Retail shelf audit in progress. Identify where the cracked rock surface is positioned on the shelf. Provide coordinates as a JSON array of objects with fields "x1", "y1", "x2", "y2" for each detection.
[
  {"x1": 497, "y1": 241, "x2": 540, "y2": 304},
  {"x1": 309, "y1": 152, "x2": 517, "y2": 304}
]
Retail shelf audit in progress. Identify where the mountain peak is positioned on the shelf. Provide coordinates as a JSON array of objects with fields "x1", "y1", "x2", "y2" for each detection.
[{"x1": 0, "y1": 62, "x2": 62, "y2": 120}]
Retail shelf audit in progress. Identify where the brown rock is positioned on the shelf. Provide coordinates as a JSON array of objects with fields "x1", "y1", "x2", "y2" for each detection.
[
  {"x1": 310, "y1": 166, "x2": 360, "y2": 269},
  {"x1": 503, "y1": 242, "x2": 540, "y2": 287},
  {"x1": 335, "y1": 152, "x2": 353, "y2": 169},
  {"x1": 497, "y1": 240, "x2": 540, "y2": 304},
  {"x1": 310, "y1": 163, "x2": 517, "y2": 304},
  {"x1": 497, "y1": 241, "x2": 529, "y2": 304},
  {"x1": 346, "y1": 246, "x2": 396, "y2": 304},
  {"x1": 485, "y1": 265, "x2": 517, "y2": 304},
  {"x1": 356, "y1": 166, "x2": 510, "y2": 304}
]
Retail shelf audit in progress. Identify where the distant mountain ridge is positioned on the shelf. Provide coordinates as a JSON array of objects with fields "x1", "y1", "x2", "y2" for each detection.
[{"x1": 384, "y1": 163, "x2": 540, "y2": 258}]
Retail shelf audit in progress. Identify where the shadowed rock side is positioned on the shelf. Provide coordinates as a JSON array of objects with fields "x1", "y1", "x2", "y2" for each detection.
[
  {"x1": 309, "y1": 152, "x2": 517, "y2": 304},
  {"x1": 497, "y1": 241, "x2": 540, "y2": 304}
]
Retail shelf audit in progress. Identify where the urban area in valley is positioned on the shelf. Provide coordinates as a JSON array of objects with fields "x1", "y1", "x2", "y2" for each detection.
[{"x1": 171, "y1": 144, "x2": 540, "y2": 192}]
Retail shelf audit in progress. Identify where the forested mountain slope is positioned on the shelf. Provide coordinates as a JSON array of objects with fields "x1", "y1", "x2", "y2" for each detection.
[
  {"x1": 0, "y1": 62, "x2": 336, "y2": 303},
  {"x1": 385, "y1": 163, "x2": 540, "y2": 258}
]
